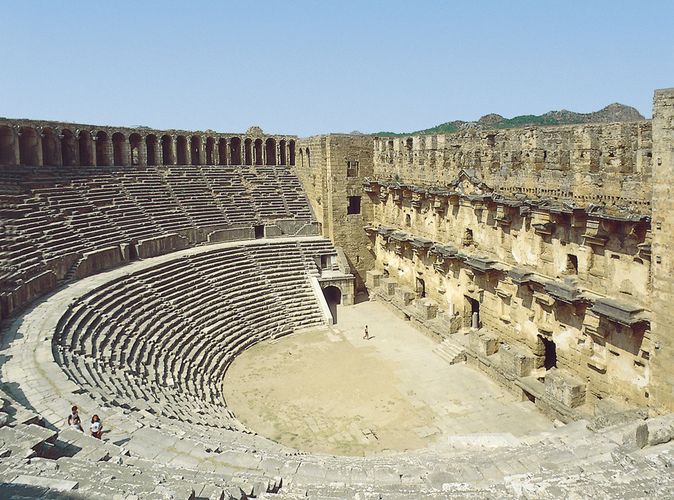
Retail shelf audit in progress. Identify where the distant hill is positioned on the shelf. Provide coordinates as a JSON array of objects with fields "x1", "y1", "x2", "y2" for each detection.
[{"x1": 374, "y1": 103, "x2": 645, "y2": 136}]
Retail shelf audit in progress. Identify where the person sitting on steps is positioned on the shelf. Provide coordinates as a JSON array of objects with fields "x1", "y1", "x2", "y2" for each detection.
[
  {"x1": 67, "y1": 405, "x2": 83, "y2": 432},
  {"x1": 90, "y1": 414, "x2": 103, "y2": 439}
]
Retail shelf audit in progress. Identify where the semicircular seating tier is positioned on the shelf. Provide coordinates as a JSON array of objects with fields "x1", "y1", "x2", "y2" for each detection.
[
  {"x1": 52, "y1": 239, "x2": 336, "y2": 431},
  {"x1": 0, "y1": 164, "x2": 318, "y2": 319}
]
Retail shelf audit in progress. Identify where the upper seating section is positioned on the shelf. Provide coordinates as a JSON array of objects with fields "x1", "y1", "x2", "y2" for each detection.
[
  {"x1": 0, "y1": 119, "x2": 315, "y2": 319},
  {"x1": 0, "y1": 164, "x2": 317, "y2": 317}
]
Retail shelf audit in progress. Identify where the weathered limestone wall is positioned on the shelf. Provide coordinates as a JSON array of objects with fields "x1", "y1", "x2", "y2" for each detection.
[
  {"x1": 296, "y1": 135, "x2": 375, "y2": 293},
  {"x1": 374, "y1": 122, "x2": 652, "y2": 212},
  {"x1": 354, "y1": 101, "x2": 670, "y2": 413},
  {"x1": 368, "y1": 191, "x2": 650, "y2": 305},
  {"x1": 367, "y1": 230, "x2": 651, "y2": 409},
  {"x1": 651, "y1": 88, "x2": 674, "y2": 412}
]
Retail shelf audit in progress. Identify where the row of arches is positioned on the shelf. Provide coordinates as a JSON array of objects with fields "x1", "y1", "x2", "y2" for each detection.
[{"x1": 0, "y1": 125, "x2": 297, "y2": 167}]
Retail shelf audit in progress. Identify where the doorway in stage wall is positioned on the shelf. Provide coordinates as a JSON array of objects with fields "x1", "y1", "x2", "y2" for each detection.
[
  {"x1": 464, "y1": 295, "x2": 480, "y2": 329},
  {"x1": 322, "y1": 286, "x2": 341, "y2": 324}
]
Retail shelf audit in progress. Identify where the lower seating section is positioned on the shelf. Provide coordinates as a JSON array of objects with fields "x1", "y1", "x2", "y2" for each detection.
[
  {"x1": 52, "y1": 240, "x2": 334, "y2": 429},
  {"x1": 0, "y1": 164, "x2": 317, "y2": 318}
]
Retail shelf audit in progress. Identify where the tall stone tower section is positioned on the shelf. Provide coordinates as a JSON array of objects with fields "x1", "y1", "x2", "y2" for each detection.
[
  {"x1": 295, "y1": 135, "x2": 375, "y2": 296},
  {"x1": 651, "y1": 88, "x2": 674, "y2": 412}
]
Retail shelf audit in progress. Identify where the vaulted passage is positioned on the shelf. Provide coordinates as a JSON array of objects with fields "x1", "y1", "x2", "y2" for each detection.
[
  {"x1": 266, "y1": 138, "x2": 276, "y2": 166},
  {"x1": 61, "y1": 129, "x2": 77, "y2": 166},
  {"x1": 176, "y1": 136, "x2": 188, "y2": 165},
  {"x1": 41, "y1": 128, "x2": 60, "y2": 166},
  {"x1": 146, "y1": 134, "x2": 158, "y2": 165},
  {"x1": 129, "y1": 133, "x2": 142, "y2": 165},
  {"x1": 95, "y1": 131, "x2": 111, "y2": 166},
  {"x1": 19, "y1": 127, "x2": 39, "y2": 165},
  {"x1": 322, "y1": 285, "x2": 341, "y2": 323},
  {"x1": 0, "y1": 126, "x2": 16, "y2": 165},
  {"x1": 230, "y1": 137, "x2": 241, "y2": 164},
  {"x1": 254, "y1": 139, "x2": 263, "y2": 165},
  {"x1": 112, "y1": 132, "x2": 126, "y2": 166},
  {"x1": 244, "y1": 138, "x2": 252, "y2": 165},
  {"x1": 161, "y1": 135, "x2": 174, "y2": 165},
  {"x1": 79, "y1": 131, "x2": 93, "y2": 166}
]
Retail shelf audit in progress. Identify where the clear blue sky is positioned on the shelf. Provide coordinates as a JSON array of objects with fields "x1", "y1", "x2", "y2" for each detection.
[{"x1": 1, "y1": 1, "x2": 672, "y2": 136}]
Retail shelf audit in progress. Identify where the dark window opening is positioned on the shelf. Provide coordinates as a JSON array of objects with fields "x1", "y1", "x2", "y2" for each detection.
[
  {"x1": 405, "y1": 214, "x2": 411, "y2": 226},
  {"x1": 254, "y1": 225, "x2": 264, "y2": 239},
  {"x1": 540, "y1": 336, "x2": 557, "y2": 369},
  {"x1": 463, "y1": 228, "x2": 473, "y2": 246},
  {"x1": 465, "y1": 296, "x2": 480, "y2": 329},
  {"x1": 416, "y1": 277, "x2": 425, "y2": 298},
  {"x1": 566, "y1": 254, "x2": 578, "y2": 274},
  {"x1": 347, "y1": 196, "x2": 361, "y2": 215},
  {"x1": 346, "y1": 160, "x2": 359, "y2": 177}
]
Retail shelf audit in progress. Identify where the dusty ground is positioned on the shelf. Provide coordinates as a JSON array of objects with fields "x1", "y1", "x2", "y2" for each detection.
[{"x1": 223, "y1": 300, "x2": 553, "y2": 456}]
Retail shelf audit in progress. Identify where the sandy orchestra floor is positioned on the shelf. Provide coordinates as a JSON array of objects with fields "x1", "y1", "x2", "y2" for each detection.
[{"x1": 223, "y1": 300, "x2": 553, "y2": 456}]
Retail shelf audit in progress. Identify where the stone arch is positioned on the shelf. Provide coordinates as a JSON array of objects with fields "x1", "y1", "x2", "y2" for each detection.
[
  {"x1": 205, "y1": 137, "x2": 215, "y2": 165},
  {"x1": 289, "y1": 140, "x2": 296, "y2": 166},
  {"x1": 19, "y1": 126, "x2": 40, "y2": 165},
  {"x1": 217, "y1": 138, "x2": 227, "y2": 165},
  {"x1": 78, "y1": 130, "x2": 94, "y2": 166},
  {"x1": 129, "y1": 133, "x2": 142, "y2": 166},
  {"x1": 95, "y1": 131, "x2": 111, "y2": 166},
  {"x1": 176, "y1": 135, "x2": 188, "y2": 165},
  {"x1": 146, "y1": 134, "x2": 158, "y2": 165},
  {"x1": 265, "y1": 138, "x2": 276, "y2": 166},
  {"x1": 306, "y1": 147, "x2": 311, "y2": 168},
  {"x1": 254, "y1": 139, "x2": 263, "y2": 165},
  {"x1": 229, "y1": 137, "x2": 241, "y2": 164},
  {"x1": 279, "y1": 139, "x2": 287, "y2": 165},
  {"x1": 0, "y1": 125, "x2": 17, "y2": 165},
  {"x1": 61, "y1": 129, "x2": 77, "y2": 166},
  {"x1": 161, "y1": 135, "x2": 174, "y2": 165},
  {"x1": 322, "y1": 285, "x2": 342, "y2": 324},
  {"x1": 299, "y1": 147, "x2": 304, "y2": 168},
  {"x1": 244, "y1": 138, "x2": 252, "y2": 165},
  {"x1": 41, "y1": 127, "x2": 60, "y2": 166},
  {"x1": 112, "y1": 132, "x2": 127, "y2": 166},
  {"x1": 190, "y1": 135, "x2": 201, "y2": 165}
]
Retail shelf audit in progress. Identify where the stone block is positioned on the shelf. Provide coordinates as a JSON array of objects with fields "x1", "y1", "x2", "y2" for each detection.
[
  {"x1": 622, "y1": 422, "x2": 649, "y2": 449},
  {"x1": 544, "y1": 369, "x2": 586, "y2": 408},
  {"x1": 382, "y1": 278, "x2": 397, "y2": 296},
  {"x1": 499, "y1": 343, "x2": 535, "y2": 377},
  {"x1": 395, "y1": 286, "x2": 415, "y2": 306},
  {"x1": 365, "y1": 269, "x2": 384, "y2": 290},
  {"x1": 470, "y1": 331, "x2": 498, "y2": 356},
  {"x1": 646, "y1": 413, "x2": 674, "y2": 446},
  {"x1": 416, "y1": 298, "x2": 438, "y2": 319}
]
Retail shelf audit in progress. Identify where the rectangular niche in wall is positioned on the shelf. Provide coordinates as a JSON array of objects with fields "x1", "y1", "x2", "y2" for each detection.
[{"x1": 347, "y1": 196, "x2": 361, "y2": 215}]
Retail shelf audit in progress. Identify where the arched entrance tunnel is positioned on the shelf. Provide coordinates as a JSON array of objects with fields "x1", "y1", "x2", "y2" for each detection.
[{"x1": 322, "y1": 285, "x2": 342, "y2": 324}]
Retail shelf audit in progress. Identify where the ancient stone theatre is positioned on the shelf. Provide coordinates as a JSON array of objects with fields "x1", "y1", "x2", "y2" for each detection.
[{"x1": 0, "y1": 88, "x2": 673, "y2": 498}]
